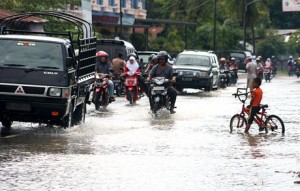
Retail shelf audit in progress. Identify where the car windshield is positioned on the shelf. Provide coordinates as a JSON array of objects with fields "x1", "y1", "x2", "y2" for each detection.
[
  {"x1": 175, "y1": 54, "x2": 210, "y2": 67},
  {"x1": 138, "y1": 54, "x2": 152, "y2": 63},
  {"x1": 0, "y1": 39, "x2": 64, "y2": 71},
  {"x1": 230, "y1": 52, "x2": 246, "y2": 64}
]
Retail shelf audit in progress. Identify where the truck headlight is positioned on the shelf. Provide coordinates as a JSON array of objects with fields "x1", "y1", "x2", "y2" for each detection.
[{"x1": 48, "y1": 88, "x2": 62, "y2": 97}]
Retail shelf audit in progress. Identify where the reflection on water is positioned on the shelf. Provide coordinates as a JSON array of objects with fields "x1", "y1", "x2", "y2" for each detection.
[{"x1": 0, "y1": 76, "x2": 300, "y2": 190}]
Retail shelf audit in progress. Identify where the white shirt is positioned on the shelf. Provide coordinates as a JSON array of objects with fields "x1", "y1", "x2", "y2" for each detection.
[{"x1": 246, "y1": 61, "x2": 257, "y2": 79}]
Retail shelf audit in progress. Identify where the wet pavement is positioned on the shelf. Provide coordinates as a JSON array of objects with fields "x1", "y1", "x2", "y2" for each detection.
[{"x1": 1, "y1": 74, "x2": 300, "y2": 191}]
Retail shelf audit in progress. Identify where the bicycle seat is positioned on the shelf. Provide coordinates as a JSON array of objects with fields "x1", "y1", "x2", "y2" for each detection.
[{"x1": 260, "y1": 104, "x2": 268, "y2": 109}]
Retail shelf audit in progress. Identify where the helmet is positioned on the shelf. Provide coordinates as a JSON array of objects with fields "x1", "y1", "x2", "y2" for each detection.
[
  {"x1": 152, "y1": 55, "x2": 158, "y2": 61},
  {"x1": 271, "y1": 55, "x2": 275, "y2": 59},
  {"x1": 148, "y1": 54, "x2": 156, "y2": 62},
  {"x1": 289, "y1": 55, "x2": 293, "y2": 59},
  {"x1": 96, "y1": 51, "x2": 108, "y2": 58},
  {"x1": 230, "y1": 57, "x2": 235, "y2": 61},
  {"x1": 127, "y1": 52, "x2": 138, "y2": 60},
  {"x1": 257, "y1": 55, "x2": 262, "y2": 60},
  {"x1": 220, "y1": 57, "x2": 226, "y2": 62},
  {"x1": 157, "y1": 51, "x2": 169, "y2": 61}
]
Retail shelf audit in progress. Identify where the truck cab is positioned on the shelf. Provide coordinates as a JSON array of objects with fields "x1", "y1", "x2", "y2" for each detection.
[{"x1": 0, "y1": 12, "x2": 96, "y2": 128}]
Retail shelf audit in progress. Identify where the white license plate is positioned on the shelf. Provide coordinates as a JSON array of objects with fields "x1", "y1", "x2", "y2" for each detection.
[
  {"x1": 6, "y1": 103, "x2": 31, "y2": 111},
  {"x1": 182, "y1": 78, "x2": 193, "y2": 81},
  {"x1": 153, "y1": 86, "x2": 165, "y2": 91}
]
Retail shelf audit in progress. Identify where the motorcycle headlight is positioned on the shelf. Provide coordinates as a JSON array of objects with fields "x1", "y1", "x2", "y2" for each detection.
[
  {"x1": 155, "y1": 79, "x2": 164, "y2": 85},
  {"x1": 48, "y1": 88, "x2": 62, "y2": 97}
]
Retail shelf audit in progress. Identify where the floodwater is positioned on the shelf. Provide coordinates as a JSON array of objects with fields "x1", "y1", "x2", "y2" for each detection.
[{"x1": 1, "y1": 74, "x2": 300, "y2": 191}]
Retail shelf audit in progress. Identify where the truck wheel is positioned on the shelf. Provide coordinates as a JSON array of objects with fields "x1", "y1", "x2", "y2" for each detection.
[
  {"x1": 2, "y1": 119, "x2": 13, "y2": 128},
  {"x1": 61, "y1": 102, "x2": 74, "y2": 128},
  {"x1": 73, "y1": 102, "x2": 86, "y2": 124}
]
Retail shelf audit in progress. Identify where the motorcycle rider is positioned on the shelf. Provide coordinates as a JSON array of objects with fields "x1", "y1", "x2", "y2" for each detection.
[
  {"x1": 287, "y1": 55, "x2": 296, "y2": 75},
  {"x1": 112, "y1": 52, "x2": 125, "y2": 75},
  {"x1": 95, "y1": 51, "x2": 115, "y2": 102},
  {"x1": 123, "y1": 56, "x2": 146, "y2": 94},
  {"x1": 256, "y1": 56, "x2": 264, "y2": 79},
  {"x1": 147, "y1": 51, "x2": 177, "y2": 114},
  {"x1": 264, "y1": 58, "x2": 272, "y2": 82},
  {"x1": 229, "y1": 57, "x2": 238, "y2": 79},
  {"x1": 219, "y1": 57, "x2": 230, "y2": 86}
]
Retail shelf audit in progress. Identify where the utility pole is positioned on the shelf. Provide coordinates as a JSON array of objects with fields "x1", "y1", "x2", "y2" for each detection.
[
  {"x1": 119, "y1": 0, "x2": 123, "y2": 37},
  {"x1": 213, "y1": 0, "x2": 217, "y2": 52}
]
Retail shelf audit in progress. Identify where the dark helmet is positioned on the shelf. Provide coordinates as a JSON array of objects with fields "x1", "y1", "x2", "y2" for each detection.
[
  {"x1": 157, "y1": 51, "x2": 169, "y2": 61},
  {"x1": 127, "y1": 52, "x2": 138, "y2": 60}
]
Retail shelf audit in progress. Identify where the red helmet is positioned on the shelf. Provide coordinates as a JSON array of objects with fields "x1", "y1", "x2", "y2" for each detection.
[{"x1": 96, "y1": 51, "x2": 108, "y2": 57}]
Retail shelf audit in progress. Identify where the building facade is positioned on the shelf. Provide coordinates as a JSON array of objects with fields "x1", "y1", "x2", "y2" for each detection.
[{"x1": 92, "y1": 0, "x2": 146, "y2": 23}]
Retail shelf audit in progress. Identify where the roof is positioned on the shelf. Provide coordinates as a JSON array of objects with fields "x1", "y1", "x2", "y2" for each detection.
[
  {"x1": 0, "y1": 34, "x2": 70, "y2": 44},
  {"x1": 0, "y1": 8, "x2": 47, "y2": 23},
  {"x1": 97, "y1": 39, "x2": 135, "y2": 49},
  {"x1": 181, "y1": 50, "x2": 216, "y2": 56}
]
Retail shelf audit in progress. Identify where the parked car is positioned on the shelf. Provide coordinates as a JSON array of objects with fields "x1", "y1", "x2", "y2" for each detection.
[
  {"x1": 173, "y1": 50, "x2": 219, "y2": 92},
  {"x1": 216, "y1": 50, "x2": 252, "y2": 72},
  {"x1": 96, "y1": 39, "x2": 137, "y2": 61}
]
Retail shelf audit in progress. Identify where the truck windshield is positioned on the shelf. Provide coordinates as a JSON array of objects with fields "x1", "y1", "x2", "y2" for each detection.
[
  {"x1": 176, "y1": 54, "x2": 210, "y2": 67},
  {"x1": 0, "y1": 39, "x2": 64, "y2": 71}
]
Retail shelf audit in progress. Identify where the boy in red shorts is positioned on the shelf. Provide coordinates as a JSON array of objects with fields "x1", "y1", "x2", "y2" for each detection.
[{"x1": 245, "y1": 77, "x2": 263, "y2": 133}]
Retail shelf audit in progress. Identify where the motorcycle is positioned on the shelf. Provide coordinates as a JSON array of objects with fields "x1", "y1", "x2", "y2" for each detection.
[
  {"x1": 218, "y1": 69, "x2": 228, "y2": 88},
  {"x1": 112, "y1": 73, "x2": 124, "y2": 97},
  {"x1": 124, "y1": 71, "x2": 140, "y2": 104},
  {"x1": 149, "y1": 77, "x2": 172, "y2": 114},
  {"x1": 264, "y1": 67, "x2": 272, "y2": 82},
  {"x1": 93, "y1": 74, "x2": 110, "y2": 110},
  {"x1": 288, "y1": 65, "x2": 295, "y2": 76},
  {"x1": 296, "y1": 67, "x2": 300, "y2": 78},
  {"x1": 229, "y1": 67, "x2": 238, "y2": 85}
]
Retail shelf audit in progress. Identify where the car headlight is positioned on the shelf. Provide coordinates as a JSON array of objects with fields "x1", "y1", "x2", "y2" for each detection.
[
  {"x1": 199, "y1": 72, "x2": 208, "y2": 77},
  {"x1": 48, "y1": 88, "x2": 62, "y2": 97}
]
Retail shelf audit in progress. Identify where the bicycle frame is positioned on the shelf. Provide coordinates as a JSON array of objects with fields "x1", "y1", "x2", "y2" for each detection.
[{"x1": 237, "y1": 102, "x2": 268, "y2": 128}]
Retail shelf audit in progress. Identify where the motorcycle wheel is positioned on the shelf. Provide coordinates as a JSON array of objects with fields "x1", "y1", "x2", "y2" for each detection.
[
  {"x1": 95, "y1": 91, "x2": 101, "y2": 110},
  {"x1": 116, "y1": 85, "x2": 121, "y2": 97},
  {"x1": 127, "y1": 90, "x2": 134, "y2": 104}
]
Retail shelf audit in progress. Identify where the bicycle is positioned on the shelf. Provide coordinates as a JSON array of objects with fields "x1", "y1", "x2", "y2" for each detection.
[{"x1": 230, "y1": 88, "x2": 285, "y2": 134}]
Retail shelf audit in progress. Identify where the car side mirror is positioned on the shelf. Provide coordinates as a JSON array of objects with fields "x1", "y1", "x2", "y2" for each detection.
[
  {"x1": 66, "y1": 57, "x2": 75, "y2": 68},
  {"x1": 212, "y1": 63, "x2": 218, "y2": 68},
  {"x1": 173, "y1": 72, "x2": 178, "y2": 77}
]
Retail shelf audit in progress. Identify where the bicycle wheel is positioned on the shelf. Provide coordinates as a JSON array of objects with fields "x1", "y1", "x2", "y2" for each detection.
[
  {"x1": 265, "y1": 115, "x2": 285, "y2": 134},
  {"x1": 230, "y1": 114, "x2": 247, "y2": 133}
]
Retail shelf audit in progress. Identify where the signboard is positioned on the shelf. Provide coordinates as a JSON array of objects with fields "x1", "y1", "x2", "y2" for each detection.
[
  {"x1": 81, "y1": 0, "x2": 92, "y2": 37},
  {"x1": 282, "y1": 0, "x2": 300, "y2": 12}
]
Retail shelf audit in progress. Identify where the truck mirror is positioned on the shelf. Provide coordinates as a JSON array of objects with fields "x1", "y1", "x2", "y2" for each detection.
[{"x1": 66, "y1": 57, "x2": 75, "y2": 68}]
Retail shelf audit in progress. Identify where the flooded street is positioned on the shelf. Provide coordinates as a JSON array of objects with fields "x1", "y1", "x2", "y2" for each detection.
[{"x1": 1, "y1": 74, "x2": 300, "y2": 191}]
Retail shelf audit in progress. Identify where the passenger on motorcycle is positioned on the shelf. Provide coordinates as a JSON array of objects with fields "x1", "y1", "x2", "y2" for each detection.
[
  {"x1": 144, "y1": 55, "x2": 159, "y2": 74},
  {"x1": 112, "y1": 52, "x2": 125, "y2": 75},
  {"x1": 95, "y1": 51, "x2": 115, "y2": 102},
  {"x1": 147, "y1": 51, "x2": 177, "y2": 114}
]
